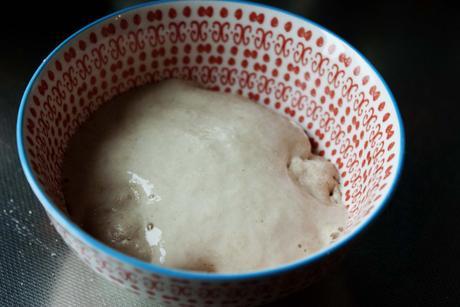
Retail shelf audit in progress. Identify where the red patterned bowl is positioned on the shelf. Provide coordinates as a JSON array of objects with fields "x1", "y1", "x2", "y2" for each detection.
[{"x1": 17, "y1": 1, "x2": 404, "y2": 306}]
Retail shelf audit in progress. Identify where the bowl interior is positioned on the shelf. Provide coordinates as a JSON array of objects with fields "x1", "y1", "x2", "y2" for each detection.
[{"x1": 18, "y1": 1, "x2": 402, "y2": 259}]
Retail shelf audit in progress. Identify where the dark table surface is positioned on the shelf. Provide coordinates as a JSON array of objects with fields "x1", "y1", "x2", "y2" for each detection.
[{"x1": 1, "y1": 1, "x2": 459, "y2": 306}]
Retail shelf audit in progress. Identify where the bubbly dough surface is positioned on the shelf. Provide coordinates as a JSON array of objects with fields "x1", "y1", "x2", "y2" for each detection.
[{"x1": 63, "y1": 80, "x2": 347, "y2": 273}]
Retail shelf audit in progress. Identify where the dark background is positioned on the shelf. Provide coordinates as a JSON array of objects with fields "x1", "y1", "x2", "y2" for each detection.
[{"x1": 1, "y1": 1, "x2": 459, "y2": 306}]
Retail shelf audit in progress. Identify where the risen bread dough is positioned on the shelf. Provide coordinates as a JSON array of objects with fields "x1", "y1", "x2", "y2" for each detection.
[{"x1": 63, "y1": 79, "x2": 346, "y2": 273}]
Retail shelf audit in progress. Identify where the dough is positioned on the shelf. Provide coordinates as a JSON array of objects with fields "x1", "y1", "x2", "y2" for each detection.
[{"x1": 63, "y1": 79, "x2": 347, "y2": 273}]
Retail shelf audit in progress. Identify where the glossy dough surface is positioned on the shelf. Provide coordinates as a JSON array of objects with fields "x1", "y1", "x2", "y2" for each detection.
[{"x1": 63, "y1": 80, "x2": 346, "y2": 273}]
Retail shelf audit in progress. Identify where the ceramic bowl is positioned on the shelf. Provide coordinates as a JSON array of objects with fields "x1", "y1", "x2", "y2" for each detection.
[{"x1": 17, "y1": 1, "x2": 404, "y2": 306}]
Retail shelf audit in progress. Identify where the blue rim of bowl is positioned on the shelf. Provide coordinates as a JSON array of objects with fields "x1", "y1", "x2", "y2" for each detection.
[{"x1": 16, "y1": 0, "x2": 405, "y2": 281}]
